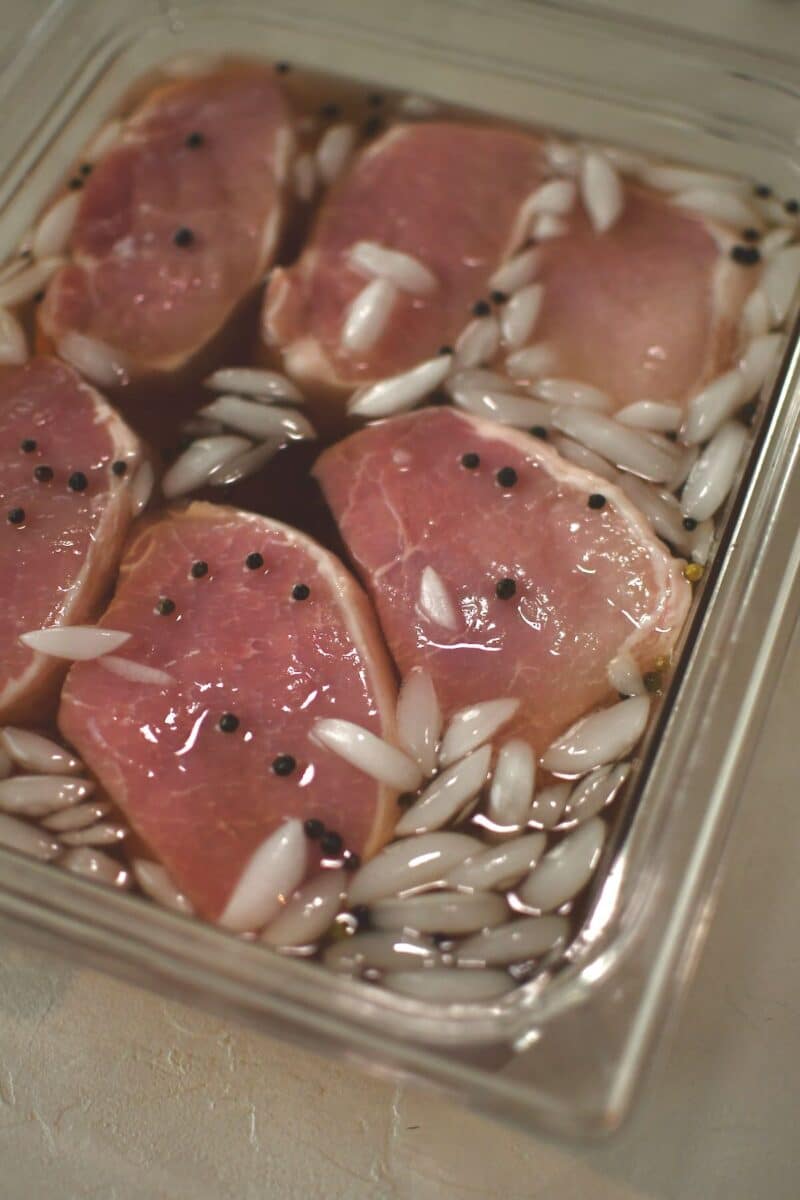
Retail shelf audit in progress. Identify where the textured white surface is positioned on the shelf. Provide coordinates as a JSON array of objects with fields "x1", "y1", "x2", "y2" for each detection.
[{"x1": 2, "y1": 2, "x2": 800, "y2": 1196}]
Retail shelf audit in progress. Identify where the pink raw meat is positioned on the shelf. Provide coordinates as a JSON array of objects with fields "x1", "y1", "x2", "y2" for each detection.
[
  {"x1": 0, "y1": 358, "x2": 142, "y2": 723},
  {"x1": 265, "y1": 121, "x2": 754, "y2": 409},
  {"x1": 264, "y1": 123, "x2": 544, "y2": 388},
  {"x1": 523, "y1": 185, "x2": 752, "y2": 407},
  {"x1": 314, "y1": 407, "x2": 691, "y2": 756},
  {"x1": 40, "y1": 65, "x2": 294, "y2": 375},
  {"x1": 59, "y1": 502, "x2": 399, "y2": 920}
]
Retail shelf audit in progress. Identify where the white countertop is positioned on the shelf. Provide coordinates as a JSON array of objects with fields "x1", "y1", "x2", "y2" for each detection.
[{"x1": 2, "y1": 2, "x2": 800, "y2": 1196}]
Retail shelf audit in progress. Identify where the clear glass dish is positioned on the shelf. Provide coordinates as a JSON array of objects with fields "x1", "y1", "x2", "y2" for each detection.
[{"x1": 1, "y1": 0, "x2": 800, "y2": 1139}]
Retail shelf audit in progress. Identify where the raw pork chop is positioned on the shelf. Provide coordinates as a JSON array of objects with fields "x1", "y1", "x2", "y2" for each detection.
[
  {"x1": 264, "y1": 122, "x2": 753, "y2": 409},
  {"x1": 264, "y1": 123, "x2": 544, "y2": 388},
  {"x1": 59, "y1": 502, "x2": 398, "y2": 920},
  {"x1": 0, "y1": 357, "x2": 142, "y2": 723},
  {"x1": 516, "y1": 185, "x2": 752, "y2": 409},
  {"x1": 314, "y1": 407, "x2": 691, "y2": 756},
  {"x1": 40, "y1": 65, "x2": 294, "y2": 376}
]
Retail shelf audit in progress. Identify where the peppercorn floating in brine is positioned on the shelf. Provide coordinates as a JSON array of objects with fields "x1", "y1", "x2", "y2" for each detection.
[
  {"x1": 0, "y1": 358, "x2": 141, "y2": 724},
  {"x1": 58, "y1": 503, "x2": 399, "y2": 921}
]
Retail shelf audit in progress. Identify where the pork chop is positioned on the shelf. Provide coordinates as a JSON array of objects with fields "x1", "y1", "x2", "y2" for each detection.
[
  {"x1": 58, "y1": 502, "x2": 398, "y2": 920},
  {"x1": 522, "y1": 185, "x2": 751, "y2": 408},
  {"x1": 40, "y1": 64, "x2": 294, "y2": 376},
  {"x1": 0, "y1": 357, "x2": 142, "y2": 723},
  {"x1": 264, "y1": 123, "x2": 544, "y2": 389},
  {"x1": 313, "y1": 407, "x2": 691, "y2": 755},
  {"x1": 265, "y1": 122, "x2": 753, "y2": 409}
]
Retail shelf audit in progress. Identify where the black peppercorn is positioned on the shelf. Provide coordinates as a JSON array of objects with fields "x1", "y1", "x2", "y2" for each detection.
[
  {"x1": 320, "y1": 830, "x2": 343, "y2": 855},
  {"x1": 272, "y1": 754, "x2": 296, "y2": 776},
  {"x1": 740, "y1": 400, "x2": 758, "y2": 426},
  {"x1": 351, "y1": 904, "x2": 370, "y2": 929},
  {"x1": 643, "y1": 671, "x2": 663, "y2": 694},
  {"x1": 730, "y1": 244, "x2": 760, "y2": 266},
  {"x1": 68, "y1": 471, "x2": 88, "y2": 492},
  {"x1": 495, "y1": 577, "x2": 517, "y2": 600}
]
